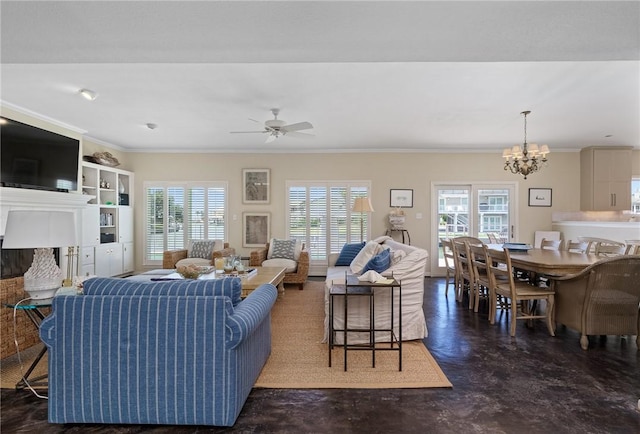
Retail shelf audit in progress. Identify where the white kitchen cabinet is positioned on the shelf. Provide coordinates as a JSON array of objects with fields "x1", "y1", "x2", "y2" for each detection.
[{"x1": 580, "y1": 147, "x2": 632, "y2": 211}]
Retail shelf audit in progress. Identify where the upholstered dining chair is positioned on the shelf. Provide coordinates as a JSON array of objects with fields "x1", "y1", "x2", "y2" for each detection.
[
  {"x1": 441, "y1": 238, "x2": 457, "y2": 298},
  {"x1": 547, "y1": 255, "x2": 640, "y2": 350},
  {"x1": 485, "y1": 247, "x2": 556, "y2": 337}
]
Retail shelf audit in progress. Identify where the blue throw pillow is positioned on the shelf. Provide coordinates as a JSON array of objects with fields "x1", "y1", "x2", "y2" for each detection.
[
  {"x1": 361, "y1": 249, "x2": 391, "y2": 274},
  {"x1": 335, "y1": 242, "x2": 366, "y2": 266}
]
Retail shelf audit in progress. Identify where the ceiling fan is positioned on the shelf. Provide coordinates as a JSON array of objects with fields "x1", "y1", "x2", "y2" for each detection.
[{"x1": 230, "y1": 108, "x2": 314, "y2": 143}]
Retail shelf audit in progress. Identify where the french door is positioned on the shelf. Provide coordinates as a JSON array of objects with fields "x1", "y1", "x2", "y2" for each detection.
[{"x1": 431, "y1": 183, "x2": 517, "y2": 276}]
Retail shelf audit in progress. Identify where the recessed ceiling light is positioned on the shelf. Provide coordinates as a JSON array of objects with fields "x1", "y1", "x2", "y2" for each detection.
[
  {"x1": 79, "y1": 88, "x2": 98, "y2": 101},
  {"x1": 146, "y1": 123, "x2": 158, "y2": 130}
]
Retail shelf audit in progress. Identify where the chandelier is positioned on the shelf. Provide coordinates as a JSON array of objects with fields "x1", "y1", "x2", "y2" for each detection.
[{"x1": 502, "y1": 111, "x2": 550, "y2": 179}]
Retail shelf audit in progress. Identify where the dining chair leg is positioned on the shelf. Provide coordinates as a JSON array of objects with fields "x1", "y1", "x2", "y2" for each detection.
[
  {"x1": 510, "y1": 297, "x2": 517, "y2": 337},
  {"x1": 545, "y1": 295, "x2": 556, "y2": 337},
  {"x1": 468, "y1": 282, "x2": 475, "y2": 310}
]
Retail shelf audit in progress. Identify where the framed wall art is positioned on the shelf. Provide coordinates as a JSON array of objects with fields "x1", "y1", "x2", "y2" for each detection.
[
  {"x1": 390, "y1": 189, "x2": 413, "y2": 208},
  {"x1": 243, "y1": 212, "x2": 271, "y2": 247},
  {"x1": 528, "y1": 188, "x2": 552, "y2": 207},
  {"x1": 242, "y1": 168, "x2": 270, "y2": 204}
]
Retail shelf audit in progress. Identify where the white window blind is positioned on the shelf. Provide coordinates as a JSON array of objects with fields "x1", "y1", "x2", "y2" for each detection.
[
  {"x1": 143, "y1": 182, "x2": 228, "y2": 265},
  {"x1": 286, "y1": 181, "x2": 371, "y2": 265}
]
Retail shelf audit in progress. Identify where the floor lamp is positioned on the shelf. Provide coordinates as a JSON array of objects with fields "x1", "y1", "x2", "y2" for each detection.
[
  {"x1": 2, "y1": 210, "x2": 77, "y2": 304},
  {"x1": 352, "y1": 197, "x2": 375, "y2": 242}
]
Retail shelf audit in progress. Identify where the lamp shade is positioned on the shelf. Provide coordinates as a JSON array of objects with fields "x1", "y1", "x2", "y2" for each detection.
[
  {"x1": 352, "y1": 197, "x2": 374, "y2": 213},
  {"x1": 3, "y1": 210, "x2": 77, "y2": 249}
]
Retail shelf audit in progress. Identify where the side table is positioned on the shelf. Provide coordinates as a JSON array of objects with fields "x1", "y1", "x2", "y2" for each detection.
[
  {"x1": 385, "y1": 228, "x2": 411, "y2": 245},
  {"x1": 328, "y1": 274, "x2": 402, "y2": 371},
  {"x1": 3, "y1": 300, "x2": 51, "y2": 390}
]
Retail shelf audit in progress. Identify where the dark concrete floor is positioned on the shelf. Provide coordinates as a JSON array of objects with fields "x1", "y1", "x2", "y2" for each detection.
[{"x1": 1, "y1": 277, "x2": 639, "y2": 433}]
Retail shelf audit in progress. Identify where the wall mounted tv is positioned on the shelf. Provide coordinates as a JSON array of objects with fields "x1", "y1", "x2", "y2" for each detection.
[{"x1": 1, "y1": 117, "x2": 79, "y2": 192}]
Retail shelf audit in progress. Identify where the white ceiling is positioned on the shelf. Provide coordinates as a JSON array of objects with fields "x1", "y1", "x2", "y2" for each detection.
[{"x1": 1, "y1": 1, "x2": 639, "y2": 154}]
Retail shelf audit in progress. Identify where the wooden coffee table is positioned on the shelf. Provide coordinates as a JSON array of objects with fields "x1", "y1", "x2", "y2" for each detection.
[
  {"x1": 239, "y1": 266, "x2": 286, "y2": 298},
  {"x1": 127, "y1": 267, "x2": 286, "y2": 298}
]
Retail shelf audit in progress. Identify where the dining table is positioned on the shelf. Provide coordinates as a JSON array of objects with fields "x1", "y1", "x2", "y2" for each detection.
[{"x1": 487, "y1": 244, "x2": 602, "y2": 277}]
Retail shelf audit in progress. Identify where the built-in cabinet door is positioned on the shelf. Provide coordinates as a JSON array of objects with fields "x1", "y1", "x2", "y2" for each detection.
[
  {"x1": 82, "y1": 206, "x2": 101, "y2": 246},
  {"x1": 123, "y1": 242, "x2": 134, "y2": 273},
  {"x1": 118, "y1": 206, "x2": 133, "y2": 243},
  {"x1": 94, "y1": 243, "x2": 124, "y2": 277}
]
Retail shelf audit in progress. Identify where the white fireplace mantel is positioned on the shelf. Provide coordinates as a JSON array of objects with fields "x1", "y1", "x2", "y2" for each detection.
[{"x1": 0, "y1": 187, "x2": 94, "y2": 236}]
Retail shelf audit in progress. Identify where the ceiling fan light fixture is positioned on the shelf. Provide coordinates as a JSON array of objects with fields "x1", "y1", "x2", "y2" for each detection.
[{"x1": 79, "y1": 88, "x2": 98, "y2": 101}]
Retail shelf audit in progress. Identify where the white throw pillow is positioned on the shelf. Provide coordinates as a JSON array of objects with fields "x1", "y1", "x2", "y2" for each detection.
[
  {"x1": 350, "y1": 241, "x2": 383, "y2": 274},
  {"x1": 262, "y1": 257, "x2": 297, "y2": 273}
]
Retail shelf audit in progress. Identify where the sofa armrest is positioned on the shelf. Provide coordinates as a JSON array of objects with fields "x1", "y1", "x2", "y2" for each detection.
[
  {"x1": 328, "y1": 252, "x2": 340, "y2": 267},
  {"x1": 163, "y1": 249, "x2": 188, "y2": 269},
  {"x1": 296, "y1": 250, "x2": 310, "y2": 275},
  {"x1": 212, "y1": 244, "x2": 235, "y2": 260},
  {"x1": 226, "y1": 283, "x2": 278, "y2": 349},
  {"x1": 249, "y1": 247, "x2": 268, "y2": 266}
]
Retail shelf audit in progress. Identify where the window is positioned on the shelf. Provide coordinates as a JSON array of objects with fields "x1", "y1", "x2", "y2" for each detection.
[
  {"x1": 632, "y1": 178, "x2": 640, "y2": 213},
  {"x1": 144, "y1": 182, "x2": 228, "y2": 265},
  {"x1": 286, "y1": 181, "x2": 371, "y2": 265}
]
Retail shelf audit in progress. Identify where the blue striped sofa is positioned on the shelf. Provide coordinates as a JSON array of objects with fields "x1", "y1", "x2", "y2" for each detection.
[{"x1": 40, "y1": 277, "x2": 277, "y2": 427}]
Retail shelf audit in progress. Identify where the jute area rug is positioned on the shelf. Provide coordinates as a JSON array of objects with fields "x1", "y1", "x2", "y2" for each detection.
[
  {"x1": 0, "y1": 282, "x2": 452, "y2": 390},
  {"x1": 255, "y1": 281, "x2": 452, "y2": 389}
]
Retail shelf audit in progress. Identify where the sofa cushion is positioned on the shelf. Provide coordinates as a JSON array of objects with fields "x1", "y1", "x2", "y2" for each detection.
[
  {"x1": 335, "y1": 242, "x2": 366, "y2": 266},
  {"x1": 175, "y1": 257, "x2": 212, "y2": 268},
  {"x1": 350, "y1": 241, "x2": 383, "y2": 274},
  {"x1": 83, "y1": 276, "x2": 243, "y2": 306},
  {"x1": 262, "y1": 257, "x2": 297, "y2": 273},
  {"x1": 361, "y1": 249, "x2": 391, "y2": 274},
  {"x1": 188, "y1": 239, "x2": 223, "y2": 259},
  {"x1": 269, "y1": 238, "x2": 297, "y2": 260}
]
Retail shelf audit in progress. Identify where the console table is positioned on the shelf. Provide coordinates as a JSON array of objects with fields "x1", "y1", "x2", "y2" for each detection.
[
  {"x1": 385, "y1": 228, "x2": 411, "y2": 245},
  {"x1": 328, "y1": 274, "x2": 402, "y2": 371}
]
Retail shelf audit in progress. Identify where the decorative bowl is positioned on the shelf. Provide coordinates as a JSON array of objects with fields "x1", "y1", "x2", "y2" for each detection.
[{"x1": 176, "y1": 265, "x2": 215, "y2": 279}]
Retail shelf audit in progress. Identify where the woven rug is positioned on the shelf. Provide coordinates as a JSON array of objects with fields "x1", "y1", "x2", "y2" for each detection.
[
  {"x1": 1, "y1": 344, "x2": 48, "y2": 389},
  {"x1": 255, "y1": 281, "x2": 452, "y2": 389},
  {"x1": 1, "y1": 282, "x2": 452, "y2": 390}
]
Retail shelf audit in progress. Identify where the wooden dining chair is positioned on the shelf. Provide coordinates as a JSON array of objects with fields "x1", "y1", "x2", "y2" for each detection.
[
  {"x1": 452, "y1": 236, "x2": 484, "y2": 305},
  {"x1": 594, "y1": 240, "x2": 626, "y2": 257},
  {"x1": 467, "y1": 241, "x2": 493, "y2": 314},
  {"x1": 623, "y1": 240, "x2": 640, "y2": 255},
  {"x1": 540, "y1": 238, "x2": 563, "y2": 251},
  {"x1": 485, "y1": 247, "x2": 556, "y2": 337},
  {"x1": 565, "y1": 239, "x2": 588, "y2": 254},
  {"x1": 441, "y1": 238, "x2": 458, "y2": 297},
  {"x1": 452, "y1": 238, "x2": 474, "y2": 305}
]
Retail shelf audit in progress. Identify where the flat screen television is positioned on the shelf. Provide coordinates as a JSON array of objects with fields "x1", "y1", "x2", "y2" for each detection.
[{"x1": 1, "y1": 116, "x2": 79, "y2": 192}]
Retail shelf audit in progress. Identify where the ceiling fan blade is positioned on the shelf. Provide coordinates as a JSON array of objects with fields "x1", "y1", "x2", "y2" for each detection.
[
  {"x1": 282, "y1": 121, "x2": 313, "y2": 132},
  {"x1": 230, "y1": 130, "x2": 266, "y2": 134},
  {"x1": 285, "y1": 131, "x2": 315, "y2": 138},
  {"x1": 248, "y1": 118, "x2": 261, "y2": 124}
]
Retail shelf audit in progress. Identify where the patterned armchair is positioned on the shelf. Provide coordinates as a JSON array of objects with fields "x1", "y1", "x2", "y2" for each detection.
[
  {"x1": 163, "y1": 241, "x2": 235, "y2": 269},
  {"x1": 249, "y1": 240, "x2": 309, "y2": 290}
]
